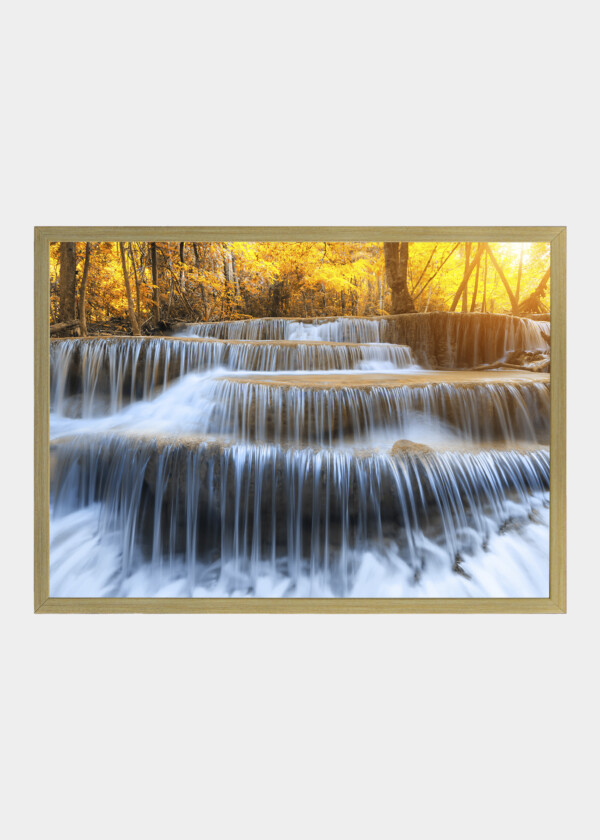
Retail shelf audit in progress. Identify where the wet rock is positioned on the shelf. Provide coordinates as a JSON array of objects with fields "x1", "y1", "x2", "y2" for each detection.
[
  {"x1": 50, "y1": 433, "x2": 550, "y2": 571},
  {"x1": 382, "y1": 312, "x2": 550, "y2": 369},
  {"x1": 391, "y1": 440, "x2": 434, "y2": 457}
]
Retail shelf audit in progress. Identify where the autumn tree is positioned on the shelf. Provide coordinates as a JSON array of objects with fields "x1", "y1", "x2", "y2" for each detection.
[
  {"x1": 49, "y1": 239, "x2": 550, "y2": 331},
  {"x1": 517, "y1": 266, "x2": 551, "y2": 314},
  {"x1": 58, "y1": 242, "x2": 77, "y2": 322},
  {"x1": 119, "y1": 243, "x2": 141, "y2": 335},
  {"x1": 150, "y1": 242, "x2": 160, "y2": 326},
  {"x1": 449, "y1": 244, "x2": 484, "y2": 312},
  {"x1": 384, "y1": 242, "x2": 415, "y2": 313},
  {"x1": 79, "y1": 243, "x2": 92, "y2": 335}
]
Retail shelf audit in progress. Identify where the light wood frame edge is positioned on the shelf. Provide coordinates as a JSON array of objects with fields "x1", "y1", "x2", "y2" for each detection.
[{"x1": 34, "y1": 226, "x2": 566, "y2": 614}]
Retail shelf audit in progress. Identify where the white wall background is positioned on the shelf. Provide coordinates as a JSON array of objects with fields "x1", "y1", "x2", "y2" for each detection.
[{"x1": 1, "y1": 2, "x2": 598, "y2": 838}]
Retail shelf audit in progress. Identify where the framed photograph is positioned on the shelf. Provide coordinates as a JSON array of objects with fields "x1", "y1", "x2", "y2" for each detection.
[{"x1": 34, "y1": 227, "x2": 566, "y2": 613}]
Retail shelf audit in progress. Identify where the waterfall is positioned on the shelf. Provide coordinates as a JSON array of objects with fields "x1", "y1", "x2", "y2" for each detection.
[
  {"x1": 206, "y1": 376, "x2": 550, "y2": 445},
  {"x1": 50, "y1": 312, "x2": 551, "y2": 597},
  {"x1": 182, "y1": 317, "x2": 385, "y2": 342},
  {"x1": 50, "y1": 434, "x2": 549, "y2": 597},
  {"x1": 180, "y1": 314, "x2": 550, "y2": 367},
  {"x1": 51, "y1": 337, "x2": 415, "y2": 416}
]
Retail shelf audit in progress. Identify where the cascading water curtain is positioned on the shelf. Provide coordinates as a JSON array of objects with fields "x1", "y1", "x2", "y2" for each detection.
[{"x1": 50, "y1": 314, "x2": 550, "y2": 597}]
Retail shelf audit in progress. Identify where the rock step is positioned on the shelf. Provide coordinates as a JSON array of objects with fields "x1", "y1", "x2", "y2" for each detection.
[
  {"x1": 178, "y1": 313, "x2": 551, "y2": 368},
  {"x1": 52, "y1": 335, "x2": 402, "y2": 348},
  {"x1": 50, "y1": 429, "x2": 549, "y2": 457},
  {"x1": 50, "y1": 336, "x2": 416, "y2": 415},
  {"x1": 217, "y1": 370, "x2": 549, "y2": 389},
  {"x1": 207, "y1": 373, "x2": 550, "y2": 444},
  {"x1": 50, "y1": 432, "x2": 550, "y2": 573}
]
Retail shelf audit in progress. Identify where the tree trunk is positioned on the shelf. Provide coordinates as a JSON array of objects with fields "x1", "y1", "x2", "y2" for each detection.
[
  {"x1": 470, "y1": 256, "x2": 480, "y2": 312},
  {"x1": 128, "y1": 244, "x2": 141, "y2": 320},
  {"x1": 484, "y1": 245, "x2": 518, "y2": 312},
  {"x1": 150, "y1": 242, "x2": 160, "y2": 326},
  {"x1": 412, "y1": 243, "x2": 460, "y2": 303},
  {"x1": 515, "y1": 245, "x2": 524, "y2": 312},
  {"x1": 450, "y1": 244, "x2": 484, "y2": 311},
  {"x1": 461, "y1": 243, "x2": 472, "y2": 312},
  {"x1": 166, "y1": 251, "x2": 175, "y2": 318},
  {"x1": 179, "y1": 242, "x2": 186, "y2": 291},
  {"x1": 232, "y1": 254, "x2": 240, "y2": 310},
  {"x1": 384, "y1": 242, "x2": 414, "y2": 313},
  {"x1": 50, "y1": 320, "x2": 80, "y2": 335},
  {"x1": 411, "y1": 245, "x2": 437, "y2": 295},
  {"x1": 271, "y1": 280, "x2": 282, "y2": 317},
  {"x1": 192, "y1": 243, "x2": 207, "y2": 318},
  {"x1": 119, "y1": 243, "x2": 141, "y2": 335},
  {"x1": 482, "y1": 250, "x2": 488, "y2": 312},
  {"x1": 517, "y1": 266, "x2": 551, "y2": 314},
  {"x1": 223, "y1": 251, "x2": 232, "y2": 317},
  {"x1": 79, "y1": 243, "x2": 91, "y2": 335},
  {"x1": 59, "y1": 242, "x2": 77, "y2": 322}
]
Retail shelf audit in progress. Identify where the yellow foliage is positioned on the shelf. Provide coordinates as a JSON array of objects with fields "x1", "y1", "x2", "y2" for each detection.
[{"x1": 50, "y1": 240, "x2": 550, "y2": 327}]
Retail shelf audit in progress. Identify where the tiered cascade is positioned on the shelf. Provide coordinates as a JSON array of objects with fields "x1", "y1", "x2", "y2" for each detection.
[{"x1": 50, "y1": 314, "x2": 551, "y2": 597}]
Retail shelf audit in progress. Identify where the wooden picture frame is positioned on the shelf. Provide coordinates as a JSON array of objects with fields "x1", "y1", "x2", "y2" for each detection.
[{"x1": 34, "y1": 226, "x2": 566, "y2": 613}]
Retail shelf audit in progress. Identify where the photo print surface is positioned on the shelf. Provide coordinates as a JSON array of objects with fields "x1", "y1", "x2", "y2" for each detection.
[{"x1": 49, "y1": 240, "x2": 551, "y2": 598}]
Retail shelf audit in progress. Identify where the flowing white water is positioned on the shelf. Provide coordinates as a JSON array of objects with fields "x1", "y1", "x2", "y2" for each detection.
[
  {"x1": 50, "y1": 314, "x2": 550, "y2": 597},
  {"x1": 50, "y1": 337, "x2": 416, "y2": 416},
  {"x1": 207, "y1": 377, "x2": 550, "y2": 445},
  {"x1": 182, "y1": 317, "x2": 385, "y2": 343},
  {"x1": 50, "y1": 370, "x2": 549, "y2": 447},
  {"x1": 181, "y1": 314, "x2": 551, "y2": 367},
  {"x1": 50, "y1": 438, "x2": 549, "y2": 597},
  {"x1": 50, "y1": 495, "x2": 549, "y2": 598},
  {"x1": 285, "y1": 319, "x2": 382, "y2": 342}
]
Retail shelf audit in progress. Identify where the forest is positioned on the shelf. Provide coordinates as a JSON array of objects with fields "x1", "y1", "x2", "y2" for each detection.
[{"x1": 50, "y1": 240, "x2": 551, "y2": 335}]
